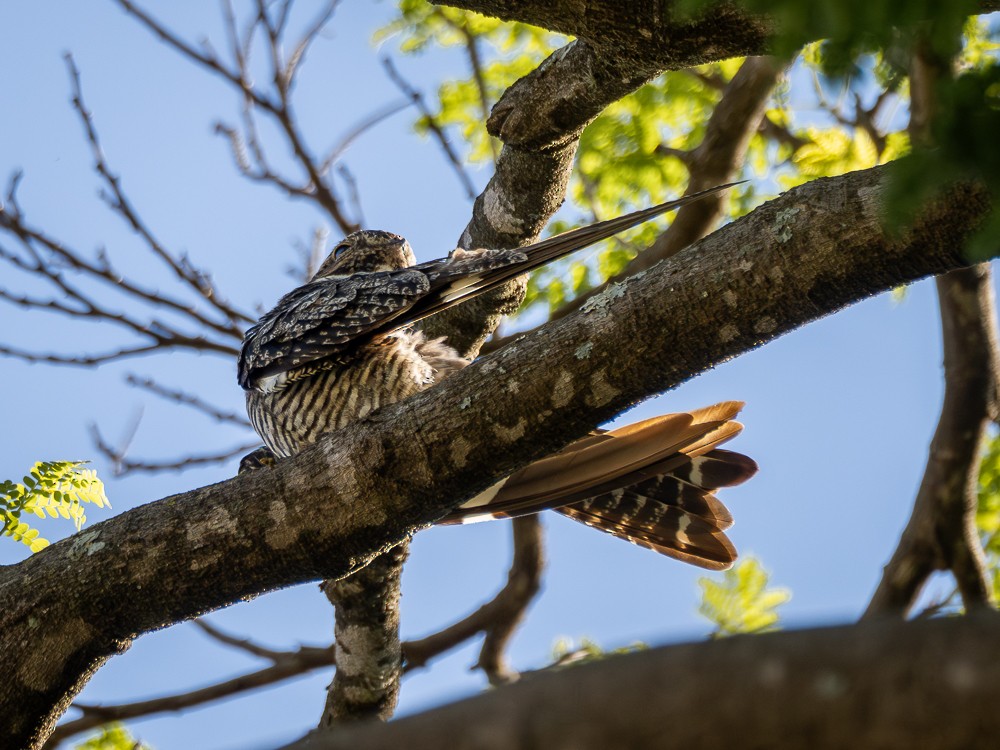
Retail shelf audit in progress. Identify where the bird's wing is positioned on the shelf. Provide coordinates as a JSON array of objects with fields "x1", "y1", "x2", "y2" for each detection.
[
  {"x1": 403, "y1": 183, "x2": 742, "y2": 324},
  {"x1": 440, "y1": 401, "x2": 758, "y2": 569},
  {"x1": 238, "y1": 269, "x2": 431, "y2": 391}
]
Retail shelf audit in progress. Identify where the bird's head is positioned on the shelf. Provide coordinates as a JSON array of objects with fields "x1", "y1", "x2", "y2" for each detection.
[{"x1": 312, "y1": 230, "x2": 416, "y2": 279}]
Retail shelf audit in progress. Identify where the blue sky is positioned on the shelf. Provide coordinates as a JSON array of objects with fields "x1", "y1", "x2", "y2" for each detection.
[{"x1": 0, "y1": 3, "x2": 982, "y2": 749}]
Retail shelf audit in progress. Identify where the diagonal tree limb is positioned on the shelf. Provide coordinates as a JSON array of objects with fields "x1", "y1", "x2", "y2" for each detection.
[{"x1": 642, "y1": 55, "x2": 786, "y2": 265}]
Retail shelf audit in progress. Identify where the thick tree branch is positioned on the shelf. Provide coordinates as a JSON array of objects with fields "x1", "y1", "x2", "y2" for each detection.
[
  {"x1": 286, "y1": 612, "x2": 1000, "y2": 750},
  {"x1": 436, "y1": 0, "x2": 772, "y2": 76},
  {"x1": 864, "y1": 266, "x2": 999, "y2": 617},
  {"x1": 1, "y1": 167, "x2": 991, "y2": 749},
  {"x1": 420, "y1": 3, "x2": 772, "y2": 356},
  {"x1": 433, "y1": 0, "x2": 1000, "y2": 61}
]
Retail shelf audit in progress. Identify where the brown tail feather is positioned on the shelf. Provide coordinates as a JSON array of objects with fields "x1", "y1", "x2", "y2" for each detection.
[{"x1": 440, "y1": 402, "x2": 757, "y2": 568}]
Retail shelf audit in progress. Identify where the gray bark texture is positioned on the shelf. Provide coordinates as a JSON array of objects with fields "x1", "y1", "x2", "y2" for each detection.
[
  {"x1": 286, "y1": 611, "x2": 1000, "y2": 750},
  {"x1": 0, "y1": 165, "x2": 991, "y2": 749}
]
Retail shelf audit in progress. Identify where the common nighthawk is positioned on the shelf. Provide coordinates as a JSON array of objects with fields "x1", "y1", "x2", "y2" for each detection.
[{"x1": 239, "y1": 185, "x2": 756, "y2": 569}]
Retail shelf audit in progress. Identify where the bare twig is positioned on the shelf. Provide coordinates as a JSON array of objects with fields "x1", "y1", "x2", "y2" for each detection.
[
  {"x1": 89, "y1": 422, "x2": 259, "y2": 475},
  {"x1": 116, "y1": 0, "x2": 360, "y2": 233},
  {"x1": 382, "y1": 57, "x2": 478, "y2": 200},
  {"x1": 318, "y1": 99, "x2": 414, "y2": 175},
  {"x1": 124, "y1": 375, "x2": 252, "y2": 427},
  {"x1": 192, "y1": 618, "x2": 291, "y2": 661},
  {"x1": 0, "y1": 62, "x2": 250, "y2": 370},
  {"x1": 0, "y1": 209, "x2": 242, "y2": 360},
  {"x1": 64, "y1": 54, "x2": 252, "y2": 329},
  {"x1": 0, "y1": 343, "x2": 164, "y2": 367}
]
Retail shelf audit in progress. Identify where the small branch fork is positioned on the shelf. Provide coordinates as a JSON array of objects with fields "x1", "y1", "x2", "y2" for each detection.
[
  {"x1": 483, "y1": 55, "x2": 794, "y2": 355},
  {"x1": 46, "y1": 517, "x2": 545, "y2": 746}
]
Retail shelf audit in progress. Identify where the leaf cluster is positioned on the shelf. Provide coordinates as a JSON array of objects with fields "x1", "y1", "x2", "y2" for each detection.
[
  {"x1": 886, "y1": 62, "x2": 1000, "y2": 261},
  {"x1": 1, "y1": 460, "x2": 109, "y2": 552},
  {"x1": 698, "y1": 558, "x2": 791, "y2": 637},
  {"x1": 74, "y1": 723, "x2": 148, "y2": 750}
]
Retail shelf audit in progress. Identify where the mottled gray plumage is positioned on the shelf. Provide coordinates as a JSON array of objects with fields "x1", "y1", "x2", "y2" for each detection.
[{"x1": 240, "y1": 186, "x2": 758, "y2": 569}]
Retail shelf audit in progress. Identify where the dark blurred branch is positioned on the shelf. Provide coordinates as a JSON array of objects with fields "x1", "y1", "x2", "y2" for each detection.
[{"x1": 286, "y1": 612, "x2": 1000, "y2": 750}]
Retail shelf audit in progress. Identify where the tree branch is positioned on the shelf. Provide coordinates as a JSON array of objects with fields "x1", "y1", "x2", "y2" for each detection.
[
  {"x1": 116, "y1": 0, "x2": 360, "y2": 234},
  {"x1": 864, "y1": 265, "x2": 999, "y2": 617},
  {"x1": 482, "y1": 54, "x2": 787, "y2": 354},
  {"x1": 49, "y1": 518, "x2": 543, "y2": 746},
  {"x1": 284, "y1": 612, "x2": 1000, "y2": 750},
  {"x1": 1, "y1": 167, "x2": 991, "y2": 749},
  {"x1": 319, "y1": 543, "x2": 409, "y2": 725},
  {"x1": 404, "y1": 516, "x2": 544, "y2": 684}
]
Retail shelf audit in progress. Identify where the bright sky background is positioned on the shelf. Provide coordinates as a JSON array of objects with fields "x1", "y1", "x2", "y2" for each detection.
[{"x1": 0, "y1": 3, "x2": 989, "y2": 749}]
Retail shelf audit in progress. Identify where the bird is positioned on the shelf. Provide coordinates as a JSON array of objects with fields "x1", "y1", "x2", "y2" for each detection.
[{"x1": 239, "y1": 184, "x2": 757, "y2": 569}]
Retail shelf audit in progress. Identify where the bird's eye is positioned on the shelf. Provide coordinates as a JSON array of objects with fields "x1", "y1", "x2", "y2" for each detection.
[{"x1": 333, "y1": 243, "x2": 350, "y2": 259}]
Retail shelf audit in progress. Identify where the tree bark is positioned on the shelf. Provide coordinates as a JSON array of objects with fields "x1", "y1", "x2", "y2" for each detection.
[
  {"x1": 319, "y1": 543, "x2": 409, "y2": 724},
  {"x1": 0, "y1": 166, "x2": 991, "y2": 749}
]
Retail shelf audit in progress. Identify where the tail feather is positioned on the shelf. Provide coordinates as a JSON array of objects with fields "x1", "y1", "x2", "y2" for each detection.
[
  {"x1": 556, "y1": 498, "x2": 738, "y2": 570},
  {"x1": 440, "y1": 402, "x2": 757, "y2": 569}
]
